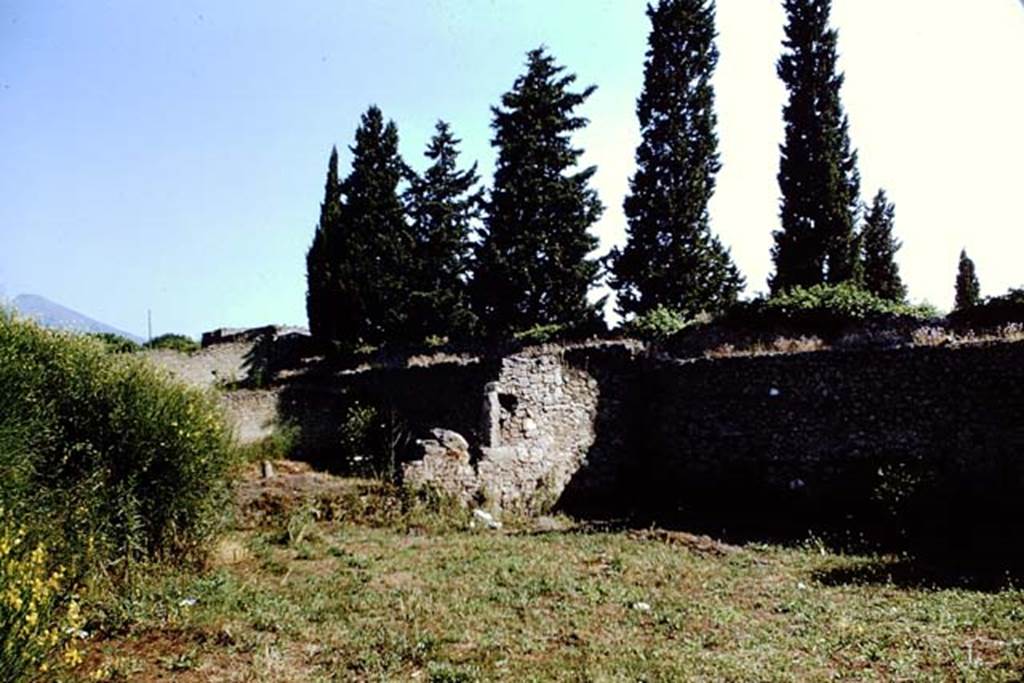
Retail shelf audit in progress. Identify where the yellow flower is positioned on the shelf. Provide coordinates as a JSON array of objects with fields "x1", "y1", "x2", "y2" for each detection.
[{"x1": 64, "y1": 646, "x2": 84, "y2": 667}]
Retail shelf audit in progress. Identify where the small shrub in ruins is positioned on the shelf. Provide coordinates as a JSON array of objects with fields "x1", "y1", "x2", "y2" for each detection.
[
  {"x1": 620, "y1": 305, "x2": 690, "y2": 341},
  {"x1": 722, "y1": 283, "x2": 936, "y2": 335}
]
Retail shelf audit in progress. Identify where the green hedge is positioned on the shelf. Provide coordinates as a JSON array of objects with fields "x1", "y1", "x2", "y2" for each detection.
[
  {"x1": 722, "y1": 283, "x2": 937, "y2": 331},
  {"x1": 0, "y1": 311, "x2": 235, "y2": 574}
]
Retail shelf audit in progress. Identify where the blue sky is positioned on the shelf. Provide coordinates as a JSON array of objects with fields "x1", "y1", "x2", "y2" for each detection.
[{"x1": 1, "y1": 1, "x2": 1022, "y2": 339}]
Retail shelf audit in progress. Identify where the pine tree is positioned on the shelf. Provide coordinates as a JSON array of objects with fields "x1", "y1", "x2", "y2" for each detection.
[
  {"x1": 955, "y1": 249, "x2": 981, "y2": 311},
  {"x1": 306, "y1": 147, "x2": 342, "y2": 342},
  {"x1": 859, "y1": 189, "x2": 906, "y2": 302},
  {"x1": 405, "y1": 121, "x2": 482, "y2": 342},
  {"x1": 471, "y1": 47, "x2": 604, "y2": 338},
  {"x1": 770, "y1": 0, "x2": 862, "y2": 293},
  {"x1": 609, "y1": 0, "x2": 743, "y2": 320}
]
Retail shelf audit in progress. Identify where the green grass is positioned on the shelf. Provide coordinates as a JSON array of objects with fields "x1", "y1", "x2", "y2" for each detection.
[{"x1": 78, "y1": 495, "x2": 1024, "y2": 682}]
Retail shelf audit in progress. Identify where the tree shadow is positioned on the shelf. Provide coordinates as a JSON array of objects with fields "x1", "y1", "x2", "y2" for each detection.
[
  {"x1": 813, "y1": 556, "x2": 1024, "y2": 593},
  {"x1": 554, "y1": 348, "x2": 1024, "y2": 584},
  {"x1": 273, "y1": 351, "x2": 500, "y2": 476}
]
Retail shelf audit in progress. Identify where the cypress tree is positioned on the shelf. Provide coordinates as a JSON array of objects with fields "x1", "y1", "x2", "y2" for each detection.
[
  {"x1": 860, "y1": 189, "x2": 906, "y2": 302},
  {"x1": 955, "y1": 249, "x2": 981, "y2": 311},
  {"x1": 405, "y1": 121, "x2": 482, "y2": 342},
  {"x1": 334, "y1": 106, "x2": 412, "y2": 348},
  {"x1": 306, "y1": 147, "x2": 342, "y2": 342},
  {"x1": 770, "y1": 0, "x2": 862, "y2": 293},
  {"x1": 471, "y1": 47, "x2": 604, "y2": 338},
  {"x1": 609, "y1": 0, "x2": 743, "y2": 320}
]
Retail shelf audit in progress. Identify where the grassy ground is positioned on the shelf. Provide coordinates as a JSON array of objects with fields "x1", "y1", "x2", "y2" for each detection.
[{"x1": 76, "y1": 478, "x2": 1024, "y2": 682}]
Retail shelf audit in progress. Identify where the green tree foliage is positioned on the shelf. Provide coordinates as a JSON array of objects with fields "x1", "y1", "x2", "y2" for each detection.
[
  {"x1": 609, "y1": 0, "x2": 743, "y2": 320},
  {"x1": 306, "y1": 106, "x2": 413, "y2": 348},
  {"x1": 471, "y1": 47, "x2": 605, "y2": 339},
  {"x1": 306, "y1": 146, "x2": 342, "y2": 342},
  {"x1": 955, "y1": 249, "x2": 981, "y2": 311},
  {"x1": 87, "y1": 332, "x2": 141, "y2": 353},
  {"x1": 404, "y1": 121, "x2": 482, "y2": 342},
  {"x1": 770, "y1": 0, "x2": 862, "y2": 293},
  {"x1": 859, "y1": 189, "x2": 906, "y2": 302},
  {"x1": 144, "y1": 333, "x2": 200, "y2": 353}
]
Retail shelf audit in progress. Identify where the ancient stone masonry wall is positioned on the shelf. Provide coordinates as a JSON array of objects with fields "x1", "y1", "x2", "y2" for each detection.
[
  {"x1": 396, "y1": 343, "x2": 643, "y2": 511},
  {"x1": 635, "y1": 342, "x2": 1024, "y2": 544},
  {"x1": 157, "y1": 328, "x2": 1024, "y2": 551},
  {"x1": 474, "y1": 351, "x2": 601, "y2": 509}
]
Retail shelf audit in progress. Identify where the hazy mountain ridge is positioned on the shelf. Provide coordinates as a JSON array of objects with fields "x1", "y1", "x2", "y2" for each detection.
[{"x1": 8, "y1": 293, "x2": 144, "y2": 343}]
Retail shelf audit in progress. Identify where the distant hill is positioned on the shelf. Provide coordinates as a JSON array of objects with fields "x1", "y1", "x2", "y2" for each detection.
[{"x1": 8, "y1": 294, "x2": 144, "y2": 343}]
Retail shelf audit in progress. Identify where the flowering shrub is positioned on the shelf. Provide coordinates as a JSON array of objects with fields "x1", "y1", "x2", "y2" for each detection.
[
  {"x1": 0, "y1": 310, "x2": 235, "y2": 572},
  {"x1": 0, "y1": 510, "x2": 85, "y2": 681}
]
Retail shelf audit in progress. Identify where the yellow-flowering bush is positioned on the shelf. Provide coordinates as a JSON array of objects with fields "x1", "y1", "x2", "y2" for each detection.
[
  {"x1": 0, "y1": 310, "x2": 235, "y2": 572},
  {"x1": 0, "y1": 510, "x2": 85, "y2": 681}
]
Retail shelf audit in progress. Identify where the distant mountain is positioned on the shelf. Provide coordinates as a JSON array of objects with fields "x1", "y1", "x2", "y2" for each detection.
[{"x1": 8, "y1": 294, "x2": 144, "y2": 343}]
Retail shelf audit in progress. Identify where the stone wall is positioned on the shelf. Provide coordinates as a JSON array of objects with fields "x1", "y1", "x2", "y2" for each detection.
[
  {"x1": 154, "y1": 330, "x2": 1024, "y2": 555},
  {"x1": 393, "y1": 339, "x2": 1024, "y2": 558},
  {"x1": 635, "y1": 343, "x2": 1024, "y2": 547},
  {"x1": 473, "y1": 349, "x2": 605, "y2": 509}
]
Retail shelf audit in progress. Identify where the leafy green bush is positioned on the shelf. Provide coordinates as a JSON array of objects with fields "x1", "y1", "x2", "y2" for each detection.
[
  {"x1": 235, "y1": 424, "x2": 299, "y2": 464},
  {"x1": 763, "y1": 283, "x2": 935, "y2": 319},
  {"x1": 144, "y1": 333, "x2": 200, "y2": 354},
  {"x1": 0, "y1": 312, "x2": 235, "y2": 575},
  {"x1": 620, "y1": 305, "x2": 689, "y2": 341},
  {"x1": 337, "y1": 401, "x2": 411, "y2": 479},
  {"x1": 723, "y1": 283, "x2": 936, "y2": 332},
  {"x1": 86, "y1": 332, "x2": 141, "y2": 354},
  {"x1": 513, "y1": 323, "x2": 567, "y2": 346}
]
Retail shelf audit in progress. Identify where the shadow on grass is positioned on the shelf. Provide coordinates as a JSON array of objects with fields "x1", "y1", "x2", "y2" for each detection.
[{"x1": 813, "y1": 556, "x2": 1024, "y2": 593}]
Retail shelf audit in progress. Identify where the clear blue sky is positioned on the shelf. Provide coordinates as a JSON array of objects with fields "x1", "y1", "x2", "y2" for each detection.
[{"x1": 2, "y1": 1, "x2": 1022, "y2": 339}]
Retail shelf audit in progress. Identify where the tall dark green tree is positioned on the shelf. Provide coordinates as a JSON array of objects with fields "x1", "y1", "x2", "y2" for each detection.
[
  {"x1": 609, "y1": 0, "x2": 743, "y2": 320},
  {"x1": 305, "y1": 106, "x2": 412, "y2": 348},
  {"x1": 404, "y1": 121, "x2": 482, "y2": 341},
  {"x1": 306, "y1": 146, "x2": 342, "y2": 342},
  {"x1": 342, "y1": 106, "x2": 412, "y2": 345},
  {"x1": 770, "y1": 0, "x2": 862, "y2": 293},
  {"x1": 955, "y1": 249, "x2": 981, "y2": 311},
  {"x1": 471, "y1": 47, "x2": 604, "y2": 338},
  {"x1": 859, "y1": 189, "x2": 906, "y2": 302}
]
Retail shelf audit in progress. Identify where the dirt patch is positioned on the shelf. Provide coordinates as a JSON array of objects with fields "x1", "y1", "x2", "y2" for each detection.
[
  {"x1": 369, "y1": 570, "x2": 423, "y2": 592},
  {"x1": 628, "y1": 528, "x2": 741, "y2": 556},
  {"x1": 210, "y1": 535, "x2": 252, "y2": 567},
  {"x1": 234, "y1": 459, "x2": 384, "y2": 527}
]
